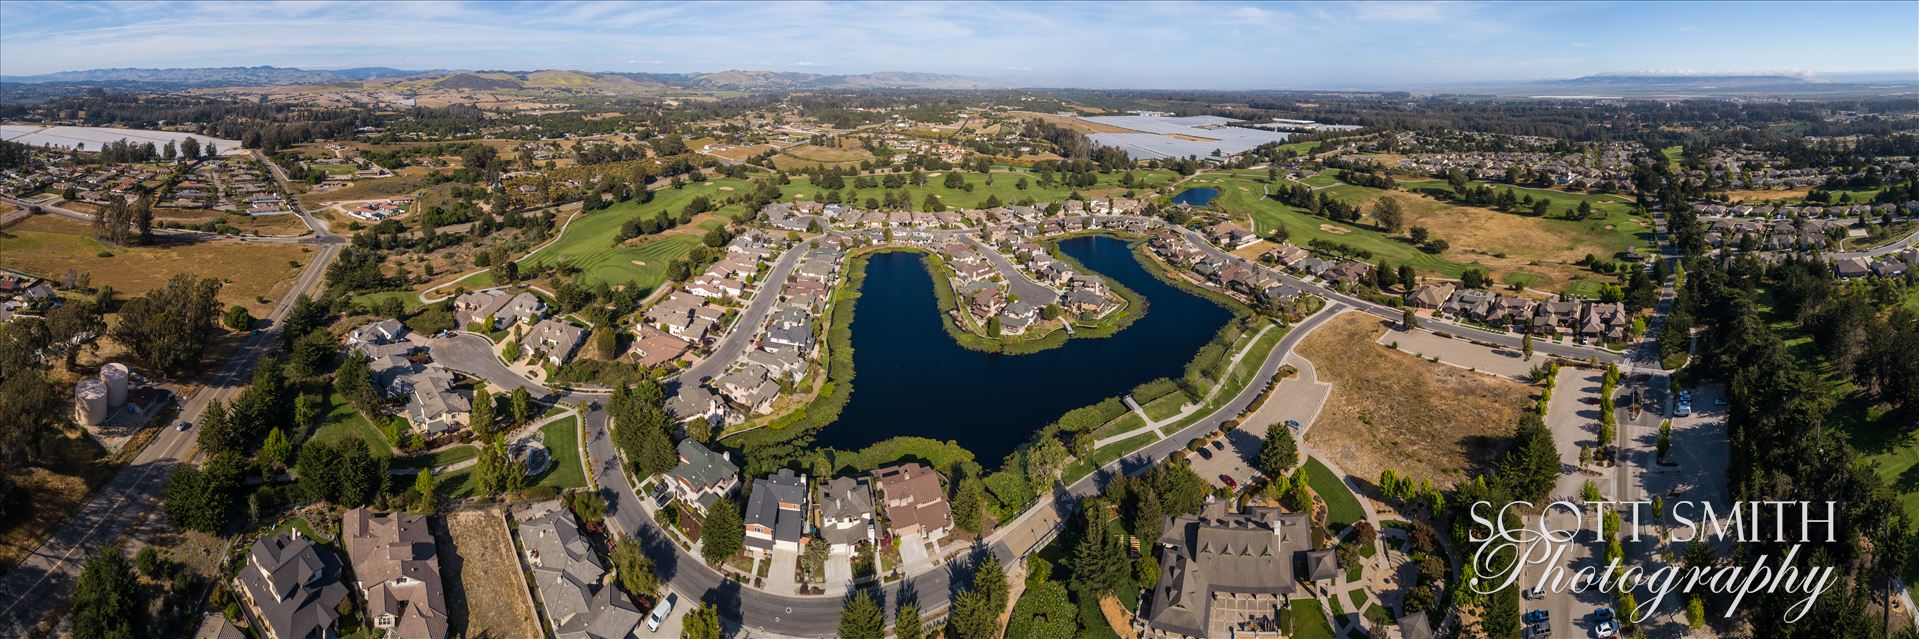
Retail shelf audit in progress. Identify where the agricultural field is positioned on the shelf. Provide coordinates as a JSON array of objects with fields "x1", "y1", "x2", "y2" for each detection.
[
  {"x1": 519, "y1": 180, "x2": 746, "y2": 290},
  {"x1": 785, "y1": 168, "x2": 1180, "y2": 210},
  {"x1": 1297, "y1": 312, "x2": 1534, "y2": 491},
  {"x1": 0, "y1": 215, "x2": 309, "y2": 314}
]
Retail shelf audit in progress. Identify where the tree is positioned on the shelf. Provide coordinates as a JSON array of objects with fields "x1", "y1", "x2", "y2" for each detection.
[
  {"x1": 470, "y1": 388, "x2": 495, "y2": 436},
  {"x1": 894, "y1": 600, "x2": 924, "y2": 639},
  {"x1": 951, "y1": 474, "x2": 986, "y2": 533},
  {"x1": 259, "y1": 428, "x2": 292, "y2": 470},
  {"x1": 1402, "y1": 307, "x2": 1419, "y2": 330},
  {"x1": 1258, "y1": 422, "x2": 1299, "y2": 476},
  {"x1": 1656, "y1": 420, "x2": 1673, "y2": 461},
  {"x1": 1372, "y1": 196, "x2": 1404, "y2": 232},
  {"x1": 800, "y1": 537, "x2": 830, "y2": 583},
  {"x1": 411, "y1": 468, "x2": 439, "y2": 514},
  {"x1": 1068, "y1": 504, "x2": 1126, "y2": 597},
  {"x1": 473, "y1": 439, "x2": 524, "y2": 496},
  {"x1": 221, "y1": 305, "x2": 252, "y2": 331},
  {"x1": 1023, "y1": 436, "x2": 1069, "y2": 486},
  {"x1": 1460, "y1": 267, "x2": 1490, "y2": 289},
  {"x1": 948, "y1": 588, "x2": 996, "y2": 639},
  {"x1": 610, "y1": 538, "x2": 661, "y2": 600},
  {"x1": 71, "y1": 546, "x2": 142, "y2": 639},
  {"x1": 510, "y1": 386, "x2": 532, "y2": 426},
  {"x1": 594, "y1": 327, "x2": 618, "y2": 359},
  {"x1": 568, "y1": 489, "x2": 608, "y2": 525},
  {"x1": 838, "y1": 590, "x2": 886, "y2": 639},
  {"x1": 681, "y1": 603, "x2": 721, "y2": 639},
  {"x1": 1522, "y1": 333, "x2": 1535, "y2": 361},
  {"x1": 162, "y1": 454, "x2": 243, "y2": 533},
  {"x1": 110, "y1": 274, "x2": 221, "y2": 373},
  {"x1": 700, "y1": 497, "x2": 745, "y2": 564},
  {"x1": 1007, "y1": 580, "x2": 1077, "y2": 638}
]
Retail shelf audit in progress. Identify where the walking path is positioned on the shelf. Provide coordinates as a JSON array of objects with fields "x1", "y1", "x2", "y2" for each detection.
[{"x1": 1093, "y1": 322, "x2": 1277, "y2": 448}]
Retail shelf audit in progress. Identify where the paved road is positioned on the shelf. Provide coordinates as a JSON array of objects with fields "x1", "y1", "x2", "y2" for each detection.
[
  {"x1": 0, "y1": 234, "x2": 340, "y2": 636},
  {"x1": 1830, "y1": 224, "x2": 1919, "y2": 260},
  {"x1": 0, "y1": 193, "x2": 326, "y2": 245},
  {"x1": 961, "y1": 234, "x2": 1059, "y2": 305},
  {"x1": 1170, "y1": 225, "x2": 1631, "y2": 369},
  {"x1": 669, "y1": 237, "x2": 814, "y2": 392}
]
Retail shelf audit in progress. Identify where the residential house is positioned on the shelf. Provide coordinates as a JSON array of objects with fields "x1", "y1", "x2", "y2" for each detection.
[
  {"x1": 818, "y1": 477, "x2": 875, "y2": 553},
  {"x1": 349, "y1": 319, "x2": 408, "y2": 346},
  {"x1": 235, "y1": 531, "x2": 349, "y2": 639},
  {"x1": 872, "y1": 464, "x2": 953, "y2": 541},
  {"x1": 744, "y1": 469, "x2": 810, "y2": 557},
  {"x1": 1580, "y1": 302, "x2": 1631, "y2": 342},
  {"x1": 399, "y1": 367, "x2": 470, "y2": 437},
  {"x1": 666, "y1": 440, "x2": 740, "y2": 514},
  {"x1": 342, "y1": 509, "x2": 450, "y2": 639},
  {"x1": 525, "y1": 319, "x2": 587, "y2": 365},
  {"x1": 714, "y1": 368, "x2": 780, "y2": 414},
  {"x1": 630, "y1": 325, "x2": 692, "y2": 369},
  {"x1": 1406, "y1": 283, "x2": 1455, "y2": 310},
  {"x1": 519, "y1": 506, "x2": 643, "y2": 639}
]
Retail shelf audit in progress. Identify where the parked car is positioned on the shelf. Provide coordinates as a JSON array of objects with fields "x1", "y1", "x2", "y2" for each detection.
[
  {"x1": 176, "y1": 421, "x2": 191, "y2": 432},
  {"x1": 1593, "y1": 620, "x2": 1618, "y2": 638},
  {"x1": 1523, "y1": 622, "x2": 1551, "y2": 638},
  {"x1": 1210, "y1": 439, "x2": 1226, "y2": 451},
  {"x1": 1523, "y1": 586, "x2": 1544, "y2": 600},
  {"x1": 646, "y1": 592, "x2": 677, "y2": 632},
  {"x1": 1284, "y1": 419, "x2": 1302, "y2": 431},
  {"x1": 1219, "y1": 474, "x2": 1238, "y2": 489},
  {"x1": 1524, "y1": 610, "x2": 1550, "y2": 624},
  {"x1": 1196, "y1": 447, "x2": 1213, "y2": 460},
  {"x1": 1593, "y1": 607, "x2": 1615, "y2": 623}
]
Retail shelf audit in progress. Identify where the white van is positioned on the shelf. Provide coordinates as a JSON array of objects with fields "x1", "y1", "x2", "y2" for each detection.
[{"x1": 646, "y1": 592, "x2": 677, "y2": 632}]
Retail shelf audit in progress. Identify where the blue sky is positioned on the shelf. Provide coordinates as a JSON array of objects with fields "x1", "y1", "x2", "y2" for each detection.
[{"x1": 2, "y1": 1, "x2": 1914, "y2": 88}]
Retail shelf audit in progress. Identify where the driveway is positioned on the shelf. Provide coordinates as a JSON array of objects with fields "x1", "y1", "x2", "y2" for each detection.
[
  {"x1": 824, "y1": 548, "x2": 854, "y2": 588},
  {"x1": 763, "y1": 549, "x2": 800, "y2": 596},
  {"x1": 1378, "y1": 324, "x2": 1535, "y2": 380},
  {"x1": 897, "y1": 533, "x2": 933, "y2": 574}
]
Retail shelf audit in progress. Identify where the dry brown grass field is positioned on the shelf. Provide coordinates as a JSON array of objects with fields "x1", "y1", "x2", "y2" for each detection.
[
  {"x1": 0, "y1": 215, "x2": 308, "y2": 314},
  {"x1": 443, "y1": 509, "x2": 541, "y2": 639},
  {"x1": 1299, "y1": 312, "x2": 1534, "y2": 490}
]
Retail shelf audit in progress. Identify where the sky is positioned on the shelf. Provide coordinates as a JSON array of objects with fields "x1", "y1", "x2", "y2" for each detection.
[{"x1": 2, "y1": 1, "x2": 1915, "y2": 89}]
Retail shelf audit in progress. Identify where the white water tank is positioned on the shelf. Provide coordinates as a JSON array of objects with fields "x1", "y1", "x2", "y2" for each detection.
[
  {"x1": 75, "y1": 379, "x2": 110, "y2": 425},
  {"x1": 99, "y1": 363, "x2": 129, "y2": 407}
]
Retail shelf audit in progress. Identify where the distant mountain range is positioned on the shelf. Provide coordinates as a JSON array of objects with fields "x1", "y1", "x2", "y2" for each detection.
[
  {"x1": 1470, "y1": 73, "x2": 1918, "y2": 98},
  {"x1": 0, "y1": 65, "x2": 1005, "y2": 92}
]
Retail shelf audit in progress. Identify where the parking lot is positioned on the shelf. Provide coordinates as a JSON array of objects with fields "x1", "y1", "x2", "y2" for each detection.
[{"x1": 1188, "y1": 428, "x2": 1263, "y2": 490}]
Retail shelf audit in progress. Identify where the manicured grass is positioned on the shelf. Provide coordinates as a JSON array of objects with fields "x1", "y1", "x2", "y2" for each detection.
[
  {"x1": 272, "y1": 515, "x2": 326, "y2": 542},
  {"x1": 1292, "y1": 598, "x2": 1336, "y2": 639},
  {"x1": 1183, "y1": 172, "x2": 1468, "y2": 277},
  {"x1": 784, "y1": 168, "x2": 1180, "y2": 210},
  {"x1": 1063, "y1": 431, "x2": 1156, "y2": 483},
  {"x1": 531, "y1": 416, "x2": 586, "y2": 490},
  {"x1": 1305, "y1": 457, "x2": 1365, "y2": 533},
  {"x1": 1347, "y1": 589, "x2": 1368, "y2": 610},
  {"x1": 1090, "y1": 411, "x2": 1146, "y2": 440},
  {"x1": 306, "y1": 396, "x2": 395, "y2": 457},
  {"x1": 391, "y1": 445, "x2": 478, "y2": 470},
  {"x1": 1364, "y1": 602, "x2": 1395, "y2": 627},
  {"x1": 520, "y1": 181, "x2": 743, "y2": 290},
  {"x1": 1141, "y1": 393, "x2": 1187, "y2": 421},
  {"x1": 352, "y1": 290, "x2": 425, "y2": 312},
  {"x1": 1396, "y1": 178, "x2": 1637, "y2": 217},
  {"x1": 1661, "y1": 145, "x2": 1684, "y2": 171}
]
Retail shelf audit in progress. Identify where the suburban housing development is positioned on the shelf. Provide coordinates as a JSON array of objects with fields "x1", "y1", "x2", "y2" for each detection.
[{"x1": 1, "y1": 5, "x2": 1916, "y2": 639}]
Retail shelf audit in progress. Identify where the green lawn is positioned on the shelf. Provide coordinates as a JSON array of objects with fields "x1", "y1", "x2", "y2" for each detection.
[
  {"x1": 520, "y1": 181, "x2": 744, "y2": 290},
  {"x1": 391, "y1": 445, "x2": 478, "y2": 470},
  {"x1": 1364, "y1": 602, "x2": 1395, "y2": 627},
  {"x1": 1305, "y1": 457, "x2": 1365, "y2": 533},
  {"x1": 1347, "y1": 589, "x2": 1368, "y2": 610},
  {"x1": 1090, "y1": 411, "x2": 1146, "y2": 440},
  {"x1": 784, "y1": 168, "x2": 1179, "y2": 210},
  {"x1": 1183, "y1": 171, "x2": 1469, "y2": 277},
  {"x1": 1063, "y1": 431, "x2": 1156, "y2": 484},
  {"x1": 351, "y1": 290, "x2": 425, "y2": 312},
  {"x1": 531, "y1": 416, "x2": 587, "y2": 490},
  {"x1": 1396, "y1": 178, "x2": 1636, "y2": 217},
  {"x1": 1292, "y1": 598, "x2": 1336, "y2": 639},
  {"x1": 1141, "y1": 393, "x2": 1187, "y2": 421},
  {"x1": 1661, "y1": 146, "x2": 1684, "y2": 171},
  {"x1": 306, "y1": 396, "x2": 395, "y2": 457}
]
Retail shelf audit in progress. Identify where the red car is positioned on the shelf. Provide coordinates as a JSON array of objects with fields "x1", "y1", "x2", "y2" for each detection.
[{"x1": 1219, "y1": 474, "x2": 1238, "y2": 489}]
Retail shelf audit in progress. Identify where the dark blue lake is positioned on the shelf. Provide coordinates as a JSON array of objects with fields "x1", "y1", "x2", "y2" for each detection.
[
  {"x1": 1170, "y1": 187, "x2": 1220, "y2": 206},
  {"x1": 814, "y1": 235, "x2": 1232, "y2": 464}
]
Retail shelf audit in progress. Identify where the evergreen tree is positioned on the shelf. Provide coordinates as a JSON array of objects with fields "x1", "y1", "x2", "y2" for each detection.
[
  {"x1": 1257, "y1": 422, "x2": 1299, "y2": 476},
  {"x1": 681, "y1": 603, "x2": 721, "y2": 639},
  {"x1": 471, "y1": 388, "x2": 495, "y2": 436},
  {"x1": 700, "y1": 497, "x2": 745, "y2": 564},
  {"x1": 894, "y1": 600, "x2": 924, "y2": 639},
  {"x1": 838, "y1": 590, "x2": 886, "y2": 639},
  {"x1": 71, "y1": 546, "x2": 142, "y2": 639},
  {"x1": 510, "y1": 386, "x2": 531, "y2": 425},
  {"x1": 1007, "y1": 580, "x2": 1077, "y2": 638}
]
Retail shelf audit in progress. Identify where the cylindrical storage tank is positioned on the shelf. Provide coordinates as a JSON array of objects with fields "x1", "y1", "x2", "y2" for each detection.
[
  {"x1": 75, "y1": 379, "x2": 110, "y2": 425},
  {"x1": 100, "y1": 363, "x2": 129, "y2": 407}
]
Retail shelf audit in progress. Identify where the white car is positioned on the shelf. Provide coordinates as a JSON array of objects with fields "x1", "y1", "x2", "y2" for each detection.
[
  {"x1": 646, "y1": 592, "x2": 677, "y2": 632},
  {"x1": 1594, "y1": 620, "x2": 1618, "y2": 638}
]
